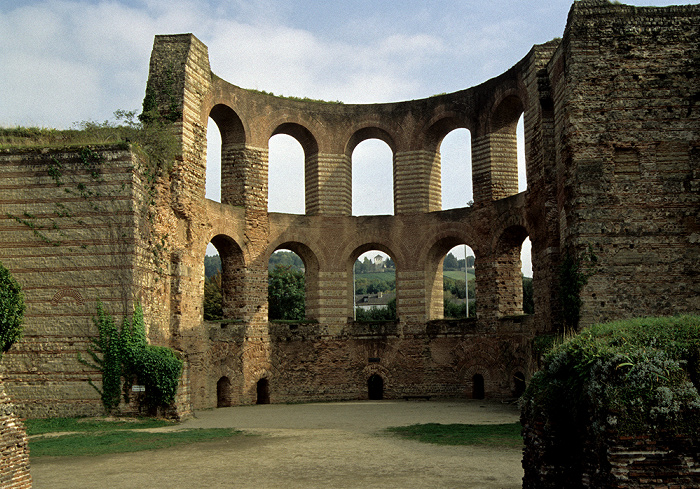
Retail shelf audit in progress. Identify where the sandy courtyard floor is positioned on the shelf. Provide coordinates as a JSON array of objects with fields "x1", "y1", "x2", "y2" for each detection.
[{"x1": 30, "y1": 400, "x2": 523, "y2": 489}]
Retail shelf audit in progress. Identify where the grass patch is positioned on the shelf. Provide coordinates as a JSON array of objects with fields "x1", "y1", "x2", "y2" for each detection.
[
  {"x1": 384, "y1": 423, "x2": 522, "y2": 448},
  {"x1": 30, "y1": 428, "x2": 241, "y2": 457},
  {"x1": 25, "y1": 416, "x2": 172, "y2": 436},
  {"x1": 26, "y1": 416, "x2": 242, "y2": 457}
]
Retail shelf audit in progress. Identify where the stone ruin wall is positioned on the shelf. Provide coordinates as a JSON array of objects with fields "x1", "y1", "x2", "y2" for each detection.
[{"x1": 0, "y1": 0, "x2": 697, "y2": 420}]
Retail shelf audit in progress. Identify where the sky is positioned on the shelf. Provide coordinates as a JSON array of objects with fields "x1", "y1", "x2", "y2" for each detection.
[{"x1": 2, "y1": 0, "x2": 696, "y2": 273}]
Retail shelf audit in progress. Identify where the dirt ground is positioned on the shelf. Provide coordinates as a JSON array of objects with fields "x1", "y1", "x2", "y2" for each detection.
[{"x1": 30, "y1": 400, "x2": 524, "y2": 489}]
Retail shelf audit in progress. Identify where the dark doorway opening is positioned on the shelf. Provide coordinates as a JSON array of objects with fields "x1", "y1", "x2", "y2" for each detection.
[
  {"x1": 367, "y1": 374, "x2": 384, "y2": 400},
  {"x1": 472, "y1": 374, "x2": 485, "y2": 400},
  {"x1": 513, "y1": 372, "x2": 526, "y2": 398},
  {"x1": 256, "y1": 378, "x2": 270, "y2": 404},
  {"x1": 217, "y1": 376, "x2": 231, "y2": 407}
]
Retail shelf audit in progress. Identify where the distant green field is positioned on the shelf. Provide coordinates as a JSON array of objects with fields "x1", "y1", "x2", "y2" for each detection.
[
  {"x1": 443, "y1": 270, "x2": 475, "y2": 281},
  {"x1": 354, "y1": 270, "x2": 474, "y2": 282},
  {"x1": 355, "y1": 271, "x2": 395, "y2": 281}
]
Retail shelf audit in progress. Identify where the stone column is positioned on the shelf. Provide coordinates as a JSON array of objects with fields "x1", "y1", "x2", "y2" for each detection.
[
  {"x1": 394, "y1": 150, "x2": 441, "y2": 214},
  {"x1": 472, "y1": 131, "x2": 519, "y2": 204},
  {"x1": 305, "y1": 153, "x2": 352, "y2": 216}
]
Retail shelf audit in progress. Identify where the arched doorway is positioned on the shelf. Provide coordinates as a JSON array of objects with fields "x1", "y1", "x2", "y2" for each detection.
[
  {"x1": 256, "y1": 378, "x2": 270, "y2": 404},
  {"x1": 367, "y1": 374, "x2": 384, "y2": 400},
  {"x1": 472, "y1": 374, "x2": 485, "y2": 400},
  {"x1": 217, "y1": 376, "x2": 231, "y2": 407}
]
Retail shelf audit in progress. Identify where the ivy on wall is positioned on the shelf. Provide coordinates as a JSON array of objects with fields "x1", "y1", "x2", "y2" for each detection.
[{"x1": 79, "y1": 302, "x2": 183, "y2": 415}]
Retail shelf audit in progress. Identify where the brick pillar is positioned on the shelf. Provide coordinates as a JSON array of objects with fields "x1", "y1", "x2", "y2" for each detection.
[
  {"x1": 0, "y1": 382, "x2": 32, "y2": 489},
  {"x1": 316, "y1": 271, "x2": 351, "y2": 333},
  {"x1": 394, "y1": 150, "x2": 441, "y2": 214},
  {"x1": 472, "y1": 131, "x2": 519, "y2": 204},
  {"x1": 305, "y1": 153, "x2": 351, "y2": 216},
  {"x1": 396, "y1": 269, "x2": 427, "y2": 326}
]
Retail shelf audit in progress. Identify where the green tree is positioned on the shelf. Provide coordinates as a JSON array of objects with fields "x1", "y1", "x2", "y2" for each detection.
[
  {"x1": 268, "y1": 265, "x2": 305, "y2": 321},
  {"x1": 203, "y1": 271, "x2": 223, "y2": 320},
  {"x1": 204, "y1": 254, "x2": 222, "y2": 279},
  {"x1": 269, "y1": 250, "x2": 304, "y2": 272},
  {"x1": 0, "y1": 261, "x2": 25, "y2": 357},
  {"x1": 523, "y1": 276, "x2": 534, "y2": 315},
  {"x1": 443, "y1": 253, "x2": 459, "y2": 270}
]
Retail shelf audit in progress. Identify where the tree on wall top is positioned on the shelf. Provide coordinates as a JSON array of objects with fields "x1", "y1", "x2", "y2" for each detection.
[{"x1": 0, "y1": 261, "x2": 24, "y2": 358}]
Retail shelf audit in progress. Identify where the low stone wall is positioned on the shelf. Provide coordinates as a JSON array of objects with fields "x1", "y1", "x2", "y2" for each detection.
[
  {"x1": 0, "y1": 383, "x2": 31, "y2": 489},
  {"x1": 522, "y1": 413, "x2": 700, "y2": 488}
]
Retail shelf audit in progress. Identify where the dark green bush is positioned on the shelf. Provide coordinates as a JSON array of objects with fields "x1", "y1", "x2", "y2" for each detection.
[
  {"x1": 522, "y1": 316, "x2": 700, "y2": 435},
  {"x1": 0, "y1": 261, "x2": 25, "y2": 356}
]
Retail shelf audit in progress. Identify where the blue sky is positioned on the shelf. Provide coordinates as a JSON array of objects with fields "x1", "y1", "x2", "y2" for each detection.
[{"x1": 2, "y1": 0, "x2": 697, "y2": 270}]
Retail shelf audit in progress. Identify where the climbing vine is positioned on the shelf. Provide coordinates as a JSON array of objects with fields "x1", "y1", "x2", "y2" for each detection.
[
  {"x1": 558, "y1": 245, "x2": 597, "y2": 331},
  {"x1": 0, "y1": 261, "x2": 25, "y2": 358},
  {"x1": 79, "y1": 302, "x2": 183, "y2": 415}
]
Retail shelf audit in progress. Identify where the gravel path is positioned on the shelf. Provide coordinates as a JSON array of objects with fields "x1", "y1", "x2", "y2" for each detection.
[{"x1": 31, "y1": 400, "x2": 523, "y2": 489}]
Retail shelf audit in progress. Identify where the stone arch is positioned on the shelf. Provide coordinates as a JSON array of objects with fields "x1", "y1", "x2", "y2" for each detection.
[
  {"x1": 460, "y1": 364, "x2": 495, "y2": 399},
  {"x1": 345, "y1": 126, "x2": 397, "y2": 156},
  {"x1": 267, "y1": 241, "x2": 321, "y2": 321},
  {"x1": 425, "y1": 236, "x2": 478, "y2": 321},
  {"x1": 209, "y1": 234, "x2": 246, "y2": 321},
  {"x1": 362, "y1": 364, "x2": 390, "y2": 400},
  {"x1": 208, "y1": 104, "x2": 247, "y2": 206},
  {"x1": 489, "y1": 94, "x2": 524, "y2": 135}
]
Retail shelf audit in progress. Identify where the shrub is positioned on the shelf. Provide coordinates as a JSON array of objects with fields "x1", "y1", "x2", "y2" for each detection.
[
  {"x1": 0, "y1": 262, "x2": 25, "y2": 357},
  {"x1": 522, "y1": 315, "x2": 700, "y2": 435}
]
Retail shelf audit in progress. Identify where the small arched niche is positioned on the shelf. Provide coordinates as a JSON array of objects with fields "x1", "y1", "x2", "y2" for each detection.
[
  {"x1": 367, "y1": 374, "x2": 384, "y2": 400},
  {"x1": 217, "y1": 376, "x2": 231, "y2": 407},
  {"x1": 472, "y1": 374, "x2": 485, "y2": 400},
  {"x1": 256, "y1": 378, "x2": 270, "y2": 404}
]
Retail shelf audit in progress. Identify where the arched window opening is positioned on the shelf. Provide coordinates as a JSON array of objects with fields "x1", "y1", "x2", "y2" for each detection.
[
  {"x1": 268, "y1": 249, "x2": 306, "y2": 321},
  {"x1": 513, "y1": 371, "x2": 526, "y2": 398},
  {"x1": 268, "y1": 134, "x2": 304, "y2": 214},
  {"x1": 256, "y1": 378, "x2": 270, "y2": 404},
  {"x1": 206, "y1": 118, "x2": 221, "y2": 203},
  {"x1": 352, "y1": 139, "x2": 393, "y2": 216},
  {"x1": 443, "y1": 245, "x2": 476, "y2": 318},
  {"x1": 368, "y1": 374, "x2": 384, "y2": 400},
  {"x1": 440, "y1": 128, "x2": 473, "y2": 209},
  {"x1": 204, "y1": 235, "x2": 245, "y2": 322},
  {"x1": 209, "y1": 104, "x2": 246, "y2": 206},
  {"x1": 353, "y1": 249, "x2": 396, "y2": 321},
  {"x1": 203, "y1": 243, "x2": 222, "y2": 321},
  {"x1": 521, "y1": 237, "x2": 534, "y2": 315},
  {"x1": 472, "y1": 374, "x2": 485, "y2": 400},
  {"x1": 217, "y1": 376, "x2": 231, "y2": 408},
  {"x1": 517, "y1": 113, "x2": 527, "y2": 192}
]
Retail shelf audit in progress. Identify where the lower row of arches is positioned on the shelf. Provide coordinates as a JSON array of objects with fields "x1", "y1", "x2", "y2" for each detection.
[
  {"x1": 204, "y1": 231, "x2": 533, "y2": 322},
  {"x1": 215, "y1": 371, "x2": 528, "y2": 407}
]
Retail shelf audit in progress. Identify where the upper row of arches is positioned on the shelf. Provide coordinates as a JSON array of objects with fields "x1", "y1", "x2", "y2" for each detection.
[{"x1": 204, "y1": 92, "x2": 527, "y2": 215}]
